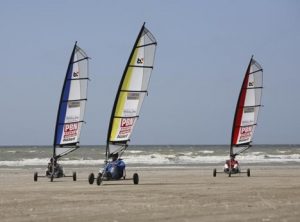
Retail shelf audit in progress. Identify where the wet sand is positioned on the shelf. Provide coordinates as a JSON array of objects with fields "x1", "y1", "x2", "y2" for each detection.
[{"x1": 0, "y1": 166, "x2": 300, "y2": 222}]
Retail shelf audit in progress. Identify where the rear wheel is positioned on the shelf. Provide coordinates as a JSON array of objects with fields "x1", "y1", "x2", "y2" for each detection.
[
  {"x1": 34, "y1": 172, "x2": 38, "y2": 182},
  {"x1": 213, "y1": 169, "x2": 217, "y2": 177},
  {"x1": 247, "y1": 168, "x2": 251, "y2": 177},
  {"x1": 73, "y1": 172, "x2": 77, "y2": 181},
  {"x1": 88, "y1": 173, "x2": 94, "y2": 185},
  {"x1": 96, "y1": 174, "x2": 102, "y2": 186},
  {"x1": 50, "y1": 175, "x2": 54, "y2": 182},
  {"x1": 133, "y1": 173, "x2": 139, "y2": 185}
]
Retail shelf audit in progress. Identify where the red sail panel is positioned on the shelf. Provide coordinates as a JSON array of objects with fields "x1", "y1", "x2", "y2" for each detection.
[{"x1": 232, "y1": 67, "x2": 250, "y2": 145}]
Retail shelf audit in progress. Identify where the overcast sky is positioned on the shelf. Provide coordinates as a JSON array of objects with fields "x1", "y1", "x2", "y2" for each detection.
[{"x1": 0, "y1": 0, "x2": 299, "y2": 145}]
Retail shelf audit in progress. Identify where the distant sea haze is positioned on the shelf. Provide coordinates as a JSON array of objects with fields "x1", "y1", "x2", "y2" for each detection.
[{"x1": 0, "y1": 145, "x2": 299, "y2": 167}]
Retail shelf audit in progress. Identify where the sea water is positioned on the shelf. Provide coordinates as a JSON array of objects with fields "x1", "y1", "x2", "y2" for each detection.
[{"x1": 0, "y1": 145, "x2": 299, "y2": 167}]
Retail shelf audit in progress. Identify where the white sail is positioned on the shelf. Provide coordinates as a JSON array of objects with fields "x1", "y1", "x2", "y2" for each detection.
[
  {"x1": 107, "y1": 24, "x2": 157, "y2": 155},
  {"x1": 54, "y1": 43, "x2": 89, "y2": 157},
  {"x1": 231, "y1": 57, "x2": 263, "y2": 155}
]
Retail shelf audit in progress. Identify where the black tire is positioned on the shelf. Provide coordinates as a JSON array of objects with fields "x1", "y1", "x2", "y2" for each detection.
[
  {"x1": 88, "y1": 173, "x2": 95, "y2": 185},
  {"x1": 247, "y1": 168, "x2": 251, "y2": 177},
  {"x1": 34, "y1": 172, "x2": 38, "y2": 182},
  {"x1": 96, "y1": 174, "x2": 102, "y2": 186},
  {"x1": 73, "y1": 172, "x2": 77, "y2": 181},
  {"x1": 133, "y1": 173, "x2": 139, "y2": 185},
  {"x1": 228, "y1": 171, "x2": 231, "y2": 177},
  {"x1": 213, "y1": 169, "x2": 217, "y2": 177},
  {"x1": 50, "y1": 175, "x2": 54, "y2": 182}
]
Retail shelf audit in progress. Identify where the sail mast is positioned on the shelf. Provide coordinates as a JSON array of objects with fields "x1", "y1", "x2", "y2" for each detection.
[{"x1": 53, "y1": 42, "x2": 77, "y2": 158}]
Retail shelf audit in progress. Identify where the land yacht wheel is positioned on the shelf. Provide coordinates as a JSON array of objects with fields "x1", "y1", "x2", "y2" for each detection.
[{"x1": 88, "y1": 173, "x2": 94, "y2": 185}]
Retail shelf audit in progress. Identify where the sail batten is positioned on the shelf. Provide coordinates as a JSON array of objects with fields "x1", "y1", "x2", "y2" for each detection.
[
  {"x1": 53, "y1": 43, "x2": 89, "y2": 158},
  {"x1": 230, "y1": 57, "x2": 263, "y2": 156},
  {"x1": 106, "y1": 23, "x2": 157, "y2": 156}
]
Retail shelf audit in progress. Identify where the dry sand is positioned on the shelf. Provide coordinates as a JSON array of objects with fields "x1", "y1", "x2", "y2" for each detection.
[{"x1": 0, "y1": 165, "x2": 300, "y2": 222}]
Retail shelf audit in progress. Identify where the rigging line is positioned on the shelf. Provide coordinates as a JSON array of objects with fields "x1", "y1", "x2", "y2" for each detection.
[
  {"x1": 128, "y1": 65, "x2": 153, "y2": 69},
  {"x1": 238, "y1": 105, "x2": 261, "y2": 108},
  {"x1": 136, "y1": 42, "x2": 157, "y2": 48},
  {"x1": 233, "y1": 123, "x2": 257, "y2": 128},
  {"x1": 67, "y1": 77, "x2": 89, "y2": 81},
  {"x1": 62, "y1": 98, "x2": 87, "y2": 102},
  {"x1": 57, "y1": 120, "x2": 85, "y2": 125},
  {"x1": 120, "y1": 89, "x2": 147, "y2": 93},
  {"x1": 72, "y1": 57, "x2": 89, "y2": 64},
  {"x1": 249, "y1": 69, "x2": 263, "y2": 75},
  {"x1": 242, "y1": 86, "x2": 263, "y2": 89},
  {"x1": 114, "y1": 115, "x2": 139, "y2": 119},
  {"x1": 109, "y1": 140, "x2": 130, "y2": 143},
  {"x1": 233, "y1": 143, "x2": 252, "y2": 147}
]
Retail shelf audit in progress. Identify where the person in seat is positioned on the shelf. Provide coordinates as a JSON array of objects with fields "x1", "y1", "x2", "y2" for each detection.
[
  {"x1": 46, "y1": 157, "x2": 64, "y2": 177},
  {"x1": 104, "y1": 153, "x2": 126, "y2": 180},
  {"x1": 224, "y1": 154, "x2": 239, "y2": 173}
]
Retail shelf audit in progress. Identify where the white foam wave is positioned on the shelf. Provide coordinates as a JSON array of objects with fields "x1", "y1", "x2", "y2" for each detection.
[
  {"x1": 198, "y1": 150, "x2": 214, "y2": 154},
  {"x1": 1, "y1": 154, "x2": 300, "y2": 167}
]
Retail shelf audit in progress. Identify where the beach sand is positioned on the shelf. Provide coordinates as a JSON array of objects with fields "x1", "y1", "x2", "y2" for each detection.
[{"x1": 0, "y1": 166, "x2": 300, "y2": 222}]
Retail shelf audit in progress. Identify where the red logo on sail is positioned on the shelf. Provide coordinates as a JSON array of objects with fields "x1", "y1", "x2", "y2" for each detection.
[
  {"x1": 63, "y1": 123, "x2": 78, "y2": 140},
  {"x1": 238, "y1": 126, "x2": 253, "y2": 142},
  {"x1": 117, "y1": 118, "x2": 134, "y2": 138}
]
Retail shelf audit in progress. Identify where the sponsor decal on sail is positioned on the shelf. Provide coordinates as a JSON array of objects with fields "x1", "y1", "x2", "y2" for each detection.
[
  {"x1": 68, "y1": 101, "x2": 81, "y2": 108},
  {"x1": 63, "y1": 123, "x2": 78, "y2": 142},
  {"x1": 117, "y1": 118, "x2": 134, "y2": 139},
  {"x1": 238, "y1": 126, "x2": 253, "y2": 143},
  {"x1": 127, "y1": 92, "x2": 139, "y2": 100},
  {"x1": 66, "y1": 115, "x2": 80, "y2": 122}
]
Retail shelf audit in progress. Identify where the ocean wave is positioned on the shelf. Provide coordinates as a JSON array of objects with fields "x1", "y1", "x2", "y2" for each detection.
[{"x1": 1, "y1": 153, "x2": 300, "y2": 167}]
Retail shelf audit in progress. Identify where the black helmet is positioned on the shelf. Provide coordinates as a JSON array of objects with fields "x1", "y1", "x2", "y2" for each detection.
[{"x1": 112, "y1": 153, "x2": 118, "y2": 158}]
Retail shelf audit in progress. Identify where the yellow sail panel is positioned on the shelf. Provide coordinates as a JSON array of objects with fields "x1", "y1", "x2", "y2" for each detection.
[{"x1": 110, "y1": 40, "x2": 140, "y2": 141}]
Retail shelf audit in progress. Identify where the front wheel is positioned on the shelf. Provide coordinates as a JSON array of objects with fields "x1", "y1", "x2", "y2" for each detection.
[
  {"x1": 133, "y1": 173, "x2": 139, "y2": 185},
  {"x1": 213, "y1": 169, "x2": 217, "y2": 177},
  {"x1": 88, "y1": 173, "x2": 94, "y2": 185},
  {"x1": 73, "y1": 172, "x2": 77, "y2": 181},
  {"x1": 228, "y1": 171, "x2": 231, "y2": 177},
  {"x1": 247, "y1": 168, "x2": 251, "y2": 177},
  {"x1": 50, "y1": 175, "x2": 54, "y2": 182},
  {"x1": 34, "y1": 172, "x2": 38, "y2": 182},
  {"x1": 96, "y1": 174, "x2": 102, "y2": 186}
]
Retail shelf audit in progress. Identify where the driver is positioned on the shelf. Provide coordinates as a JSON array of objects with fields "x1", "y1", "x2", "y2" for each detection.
[
  {"x1": 224, "y1": 154, "x2": 239, "y2": 173},
  {"x1": 46, "y1": 157, "x2": 63, "y2": 176},
  {"x1": 104, "y1": 153, "x2": 126, "y2": 179}
]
